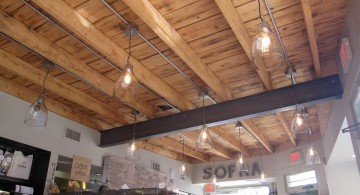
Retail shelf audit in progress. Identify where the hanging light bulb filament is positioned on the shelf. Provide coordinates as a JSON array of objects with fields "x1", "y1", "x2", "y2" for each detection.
[
  {"x1": 181, "y1": 164, "x2": 186, "y2": 172},
  {"x1": 296, "y1": 115, "x2": 303, "y2": 126},
  {"x1": 239, "y1": 155, "x2": 244, "y2": 164},
  {"x1": 201, "y1": 130, "x2": 207, "y2": 139},
  {"x1": 309, "y1": 147, "x2": 314, "y2": 156}
]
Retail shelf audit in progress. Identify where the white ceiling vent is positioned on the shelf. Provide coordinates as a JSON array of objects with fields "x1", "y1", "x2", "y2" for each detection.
[{"x1": 64, "y1": 128, "x2": 81, "y2": 142}]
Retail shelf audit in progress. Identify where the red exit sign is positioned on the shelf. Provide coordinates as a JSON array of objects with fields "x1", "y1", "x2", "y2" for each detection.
[
  {"x1": 339, "y1": 37, "x2": 353, "y2": 73},
  {"x1": 204, "y1": 183, "x2": 215, "y2": 193}
]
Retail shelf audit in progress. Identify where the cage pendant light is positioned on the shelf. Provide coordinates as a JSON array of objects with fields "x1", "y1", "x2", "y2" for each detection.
[
  {"x1": 251, "y1": 0, "x2": 284, "y2": 71},
  {"x1": 196, "y1": 92, "x2": 213, "y2": 151},
  {"x1": 125, "y1": 111, "x2": 140, "y2": 161},
  {"x1": 178, "y1": 137, "x2": 187, "y2": 180},
  {"x1": 305, "y1": 118, "x2": 321, "y2": 165},
  {"x1": 291, "y1": 108, "x2": 310, "y2": 139},
  {"x1": 114, "y1": 24, "x2": 139, "y2": 98},
  {"x1": 236, "y1": 123, "x2": 248, "y2": 172},
  {"x1": 24, "y1": 61, "x2": 53, "y2": 127}
]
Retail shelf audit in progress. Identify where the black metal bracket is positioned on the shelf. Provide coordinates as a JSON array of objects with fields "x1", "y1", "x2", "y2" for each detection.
[{"x1": 342, "y1": 123, "x2": 360, "y2": 133}]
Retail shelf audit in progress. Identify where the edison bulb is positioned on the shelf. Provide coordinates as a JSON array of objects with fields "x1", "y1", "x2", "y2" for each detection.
[
  {"x1": 125, "y1": 140, "x2": 140, "y2": 161},
  {"x1": 239, "y1": 155, "x2": 244, "y2": 164},
  {"x1": 236, "y1": 153, "x2": 248, "y2": 172},
  {"x1": 211, "y1": 175, "x2": 217, "y2": 184},
  {"x1": 296, "y1": 115, "x2": 303, "y2": 126},
  {"x1": 202, "y1": 131, "x2": 207, "y2": 139},
  {"x1": 130, "y1": 141, "x2": 136, "y2": 152},
  {"x1": 260, "y1": 35, "x2": 271, "y2": 53},
  {"x1": 181, "y1": 164, "x2": 186, "y2": 172},
  {"x1": 309, "y1": 147, "x2": 314, "y2": 156},
  {"x1": 123, "y1": 72, "x2": 132, "y2": 87}
]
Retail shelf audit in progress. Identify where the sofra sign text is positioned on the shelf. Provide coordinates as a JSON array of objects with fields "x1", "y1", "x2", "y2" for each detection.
[{"x1": 202, "y1": 162, "x2": 262, "y2": 179}]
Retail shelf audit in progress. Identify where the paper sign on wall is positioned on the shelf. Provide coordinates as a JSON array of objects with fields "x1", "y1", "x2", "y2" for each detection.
[{"x1": 70, "y1": 155, "x2": 92, "y2": 182}]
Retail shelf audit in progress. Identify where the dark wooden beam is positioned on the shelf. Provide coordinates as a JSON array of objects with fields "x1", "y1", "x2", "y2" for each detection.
[{"x1": 100, "y1": 75, "x2": 343, "y2": 147}]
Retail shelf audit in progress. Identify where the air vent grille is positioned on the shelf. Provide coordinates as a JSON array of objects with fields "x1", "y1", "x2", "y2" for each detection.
[
  {"x1": 152, "y1": 162, "x2": 160, "y2": 171},
  {"x1": 64, "y1": 128, "x2": 81, "y2": 142}
]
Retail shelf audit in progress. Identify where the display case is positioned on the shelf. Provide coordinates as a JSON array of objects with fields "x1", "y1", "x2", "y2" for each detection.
[{"x1": 0, "y1": 137, "x2": 51, "y2": 195}]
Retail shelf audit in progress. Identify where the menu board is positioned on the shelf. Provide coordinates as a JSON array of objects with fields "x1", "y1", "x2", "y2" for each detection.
[{"x1": 103, "y1": 156, "x2": 170, "y2": 190}]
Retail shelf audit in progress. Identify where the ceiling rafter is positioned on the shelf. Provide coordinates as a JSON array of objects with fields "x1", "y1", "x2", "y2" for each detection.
[
  {"x1": 30, "y1": 0, "x2": 196, "y2": 112},
  {"x1": 181, "y1": 131, "x2": 233, "y2": 160},
  {"x1": 26, "y1": 0, "x2": 248, "y2": 159},
  {"x1": 215, "y1": 0, "x2": 295, "y2": 148},
  {"x1": 122, "y1": 0, "x2": 233, "y2": 102},
  {"x1": 0, "y1": 9, "x2": 155, "y2": 119},
  {"x1": 0, "y1": 75, "x2": 113, "y2": 130},
  {"x1": 301, "y1": 0, "x2": 321, "y2": 77},
  {"x1": 149, "y1": 137, "x2": 211, "y2": 162},
  {"x1": 0, "y1": 48, "x2": 130, "y2": 125},
  {"x1": 214, "y1": 0, "x2": 273, "y2": 90},
  {"x1": 210, "y1": 126, "x2": 250, "y2": 156},
  {"x1": 242, "y1": 119, "x2": 273, "y2": 153},
  {"x1": 136, "y1": 140, "x2": 193, "y2": 163}
]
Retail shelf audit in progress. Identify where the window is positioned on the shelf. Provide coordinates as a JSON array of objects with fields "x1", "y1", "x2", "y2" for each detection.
[{"x1": 286, "y1": 170, "x2": 317, "y2": 188}]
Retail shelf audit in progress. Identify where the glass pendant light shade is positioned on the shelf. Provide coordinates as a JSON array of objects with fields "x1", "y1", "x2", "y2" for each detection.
[
  {"x1": 114, "y1": 64, "x2": 138, "y2": 97},
  {"x1": 125, "y1": 140, "x2": 140, "y2": 161},
  {"x1": 291, "y1": 108, "x2": 309, "y2": 139},
  {"x1": 236, "y1": 153, "x2": 249, "y2": 172},
  {"x1": 306, "y1": 145, "x2": 321, "y2": 165},
  {"x1": 196, "y1": 124, "x2": 213, "y2": 151},
  {"x1": 178, "y1": 163, "x2": 187, "y2": 180},
  {"x1": 251, "y1": 21, "x2": 284, "y2": 71},
  {"x1": 24, "y1": 95, "x2": 48, "y2": 127}
]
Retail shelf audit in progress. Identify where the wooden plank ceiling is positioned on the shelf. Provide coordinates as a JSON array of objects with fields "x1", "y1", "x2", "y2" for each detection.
[{"x1": 0, "y1": 0, "x2": 346, "y2": 162}]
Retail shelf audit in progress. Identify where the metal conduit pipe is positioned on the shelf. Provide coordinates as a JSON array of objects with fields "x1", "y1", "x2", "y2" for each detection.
[
  {"x1": 263, "y1": 0, "x2": 297, "y2": 84},
  {"x1": 21, "y1": 0, "x2": 181, "y2": 112},
  {"x1": 100, "y1": 0, "x2": 218, "y2": 104}
]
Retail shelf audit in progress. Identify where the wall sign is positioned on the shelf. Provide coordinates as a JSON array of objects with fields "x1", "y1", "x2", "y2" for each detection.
[
  {"x1": 202, "y1": 162, "x2": 261, "y2": 179},
  {"x1": 70, "y1": 155, "x2": 92, "y2": 182}
]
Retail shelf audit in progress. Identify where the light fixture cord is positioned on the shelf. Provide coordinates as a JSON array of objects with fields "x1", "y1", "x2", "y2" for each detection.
[
  {"x1": 203, "y1": 95, "x2": 206, "y2": 125},
  {"x1": 41, "y1": 67, "x2": 50, "y2": 95},
  {"x1": 212, "y1": 155, "x2": 215, "y2": 175},
  {"x1": 258, "y1": 143, "x2": 264, "y2": 172},
  {"x1": 257, "y1": 0, "x2": 264, "y2": 21},
  {"x1": 127, "y1": 33, "x2": 132, "y2": 64},
  {"x1": 132, "y1": 113, "x2": 137, "y2": 140},
  {"x1": 238, "y1": 125, "x2": 242, "y2": 153},
  {"x1": 182, "y1": 137, "x2": 185, "y2": 163},
  {"x1": 305, "y1": 115, "x2": 312, "y2": 146}
]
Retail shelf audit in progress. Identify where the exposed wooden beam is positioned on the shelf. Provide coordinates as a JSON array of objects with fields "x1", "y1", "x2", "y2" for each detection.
[
  {"x1": 0, "y1": 10, "x2": 155, "y2": 118},
  {"x1": 210, "y1": 126, "x2": 250, "y2": 156},
  {"x1": 301, "y1": 0, "x2": 321, "y2": 77},
  {"x1": 276, "y1": 112, "x2": 296, "y2": 146},
  {"x1": 100, "y1": 75, "x2": 342, "y2": 147},
  {"x1": 136, "y1": 141, "x2": 192, "y2": 163},
  {"x1": 241, "y1": 119, "x2": 273, "y2": 153},
  {"x1": 122, "y1": 0, "x2": 233, "y2": 101},
  {"x1": 181, "y1": 131, "x2": 233, "y2": 160},
  {"x1": 30, "y1": 0, "x2": 195, "y2": 111},
  {"x1": 0, "y1": 48, "x2": 129, "y2": 125},
  {"x1": 150, "y1": 137, "x2": 211, "y2": 162},
  {"x1": 214, "y1": 0, "x2": 272, "y2": 90},
  {"x1": 0, "y1": 75, "x2": 112, "y2": 130}
]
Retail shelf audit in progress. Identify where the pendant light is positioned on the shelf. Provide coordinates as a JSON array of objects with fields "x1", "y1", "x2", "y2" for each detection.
[
  {"x1": 291, "y1": 108, "x2": 310, "y2": 139},
  {"x1": 114, "y1": 23, "x2": 138, "y2": 98},
  {"x1": 196, "y1": 91, "x2": 213, "y2": 151},
  {"x1": 178, "y1": 137, "x2": 187, "y2": 180},
  {"x1": 251, "y1": 0, "x2": 284, "y2": 71},
  {"x1": 258, "y1": 144, "x2": 267, "y2": 183},
  {"x1": 125, "y1": 111, "x2": 140, "y2": 161},
  {"x1": 24, "y1": 61, "x2": 53, "y2": 127},
  {"x1": 210, "y1": 155, "x2": 217, "y2": 185},
  {"x1": 305, "y1": 117, "x2": 321, "y2": 165},
  {"x1": 235, "y1": 122, "x2": 248, "y2": 172}
]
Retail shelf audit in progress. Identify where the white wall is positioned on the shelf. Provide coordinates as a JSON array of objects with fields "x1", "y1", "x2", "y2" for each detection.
[
  {"x1": 326, "y1": 161, "x2": 360, "y2": 195},
  {"x1": 0, "y1": 92, "x2": 202, "y2": 195},
  {"x1": 192, "y1": 140, "x2": 329, "y2": 195}
]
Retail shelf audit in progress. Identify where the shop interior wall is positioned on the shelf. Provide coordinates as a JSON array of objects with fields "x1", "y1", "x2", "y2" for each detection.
[
  {"x1": 192, "y1": 140, "x2": 329, "y2": 195},
  {"x1": 0, "y1": 91, "x2": 202, "y2": 195}
]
